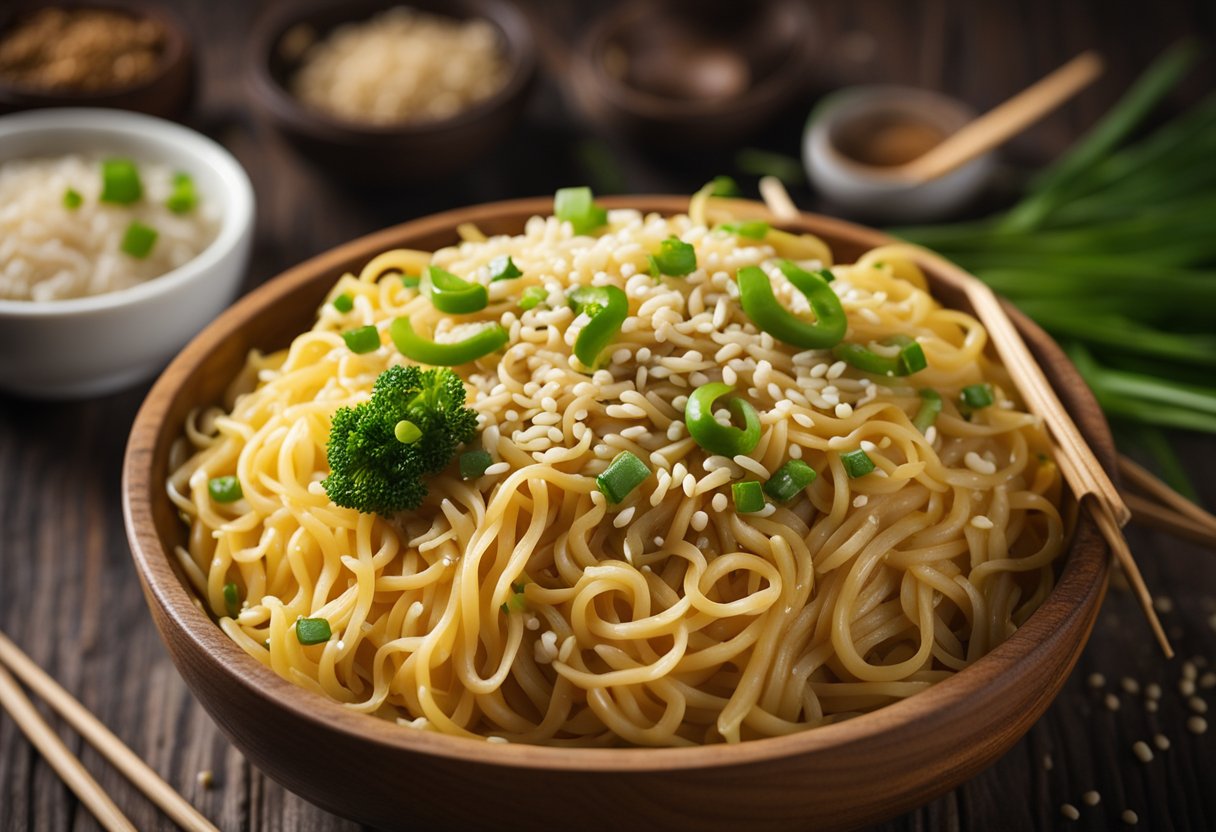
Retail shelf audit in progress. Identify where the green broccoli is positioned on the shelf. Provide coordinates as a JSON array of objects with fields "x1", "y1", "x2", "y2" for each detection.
[{"x1": 323, "y1": 365, "x2": 478, "y2": 516}]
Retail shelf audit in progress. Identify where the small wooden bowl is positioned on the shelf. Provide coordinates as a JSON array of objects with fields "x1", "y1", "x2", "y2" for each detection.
[
  {"x1": 0, "y1": 0, "x2": 195, "y2": 121},
  {"x1": 246, "y1": 0, "x2": 536, "y2": 184},
  {"x1": 566, "y1": 0, "x2": 816, "y2": 149},
  {"x1": 123, "y1": 198, "x2": 1112, "y2": 832}
]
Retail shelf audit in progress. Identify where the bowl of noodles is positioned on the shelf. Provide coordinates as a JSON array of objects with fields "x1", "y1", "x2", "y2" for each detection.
[{"x1": 123, "y1": 193, "x2": 1111, "y2": 831}]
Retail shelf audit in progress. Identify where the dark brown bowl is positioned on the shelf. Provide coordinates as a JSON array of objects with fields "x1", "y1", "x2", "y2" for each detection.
[
  {"x1": 0, "y1": 0, "x2": 194, "y2": 121},
  {"x1": 246, "y1": 0, "x2": 536, "y2": 184},
  {"x1": 123, "y1": 197, "x2": 1113, "y2": 832},
  {"x1": 567, "y1": 0, "x2": 816, "y2": 150}
]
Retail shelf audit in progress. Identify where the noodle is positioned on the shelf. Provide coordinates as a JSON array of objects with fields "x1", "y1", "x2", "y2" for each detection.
[{"x1": 168, "y1": 203, "x2": 1066, "y2": 747}]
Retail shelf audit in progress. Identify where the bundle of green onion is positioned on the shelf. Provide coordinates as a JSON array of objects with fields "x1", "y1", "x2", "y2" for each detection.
[{"x1": 895, "y1": 43, "x2": 1215, "y2": 495}]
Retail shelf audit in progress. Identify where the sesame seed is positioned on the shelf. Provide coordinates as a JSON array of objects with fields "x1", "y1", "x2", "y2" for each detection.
[
  {"x1": 1201, "y1": 672, "x2": 1216, "y2": 689},
  {"x1": 826, "y1": 360, "x2": 847, "y2": 380},
  {"x1": 1105, "y1": 693, "x2": 1121, "y2": 711},
  {"x1": 1121, "y1": 809, "x2": 1138, "y2": 824},
  {"x1": 835, "y1": 402, "x2": 854, "y2": 418},
  {"x1": 1042, "y1": 753, "x2": 1053, "y2": 770},
  {"x1": 1083, "y1": 791, "x2": 1101, "y2": 807},
  {"x1": 1183, "y1": 661, "x2": 1198, "y2": 680},
  {"x1": 1180, "y1": 679, "x2": 1196, "y2": 696},
  {"x1": 1132, "y1": 741, "x2": 1153, "y2": 763},
  {"x1": 1145, "y1": 683, "x2": 1162, "y2": 700},
  {"x1": 1121, "y1": 677, "x2": 1141, "y2": 695},
  {"x1": 853, "y1": 495, "x2": 869, "y2": 508},
  {"x1": 924, "y1": 426, "x2": 937, "y2": 444},
  {"x1": 970, "y1": 515, "x2": 995, "y2": 530},
  {"x1": 1153, "y1": 595, "x2": 1174, "y2": 613},
  {"x1": 691, "y1": 511, "x2": 709, "y2": 531},
  {"x1": 1190, "y1": 697, "x2": 1208, "y2": 714},
  {"x1": 712, "y1": 493, "x2": 728, "y2": 513},
  {"x1": 965, "y1": 451, "x2": 997, "y2": 475},
  {"x1": 486, "y1": 736, "x2": 509, "y2": 744},
  {"x1": 1088, "y1": 673, "x2": 1106, "y2": 688},
  {"x1": 196, "y1": 770, "x2": 214, "y2": 789},
  {"x1": 1187, "y1": 716, "x2": 1208, "y2": 734},
  {"x1": 1153, "y1": 734, "x2": 1170, "y2": 751},
  {"x1": 613, "y1": 507, "x2": 636, "y2": 528},
  {"x1": 790, "y1": 445, "x2": 803, "y2": 459},
  {"x1": 1060, "y1": 803, "x2": 1080, "y2": 821},
  {"x1": 1146, "y1": 700, "x2": 1159, "y2": 713}
]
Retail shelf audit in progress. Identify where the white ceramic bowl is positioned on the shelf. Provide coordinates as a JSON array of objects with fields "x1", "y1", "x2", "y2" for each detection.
[
  {"x1": 803, "y1": 86, "x2": 995, "y2": 224},
  {"x1": 0, "y1": 108, "x2": 254, "y2": 399}
]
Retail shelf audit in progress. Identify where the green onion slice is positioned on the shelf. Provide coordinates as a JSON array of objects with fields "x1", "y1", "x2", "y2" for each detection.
[
  {"x1": 718, "y1": 220, "x2": 769, "y2": 239},
  {"x1": 684, "y1": 382, "x2": 761, "y2": 457},
  {"x1": 841, "y1": 449, "x2": 875, "y2": 478},
  {"x1": 166, "y1": 172, "x2": 197, "y2": 214},
  {"x1": 650, "y1": 237, "x2": 697, "y2": 277},
  {"x1": 961, "y1": 383, "x2": 995, "y2": 410},
  {"x1": 912, "y1": 389, "x2": 943, "y2": 434},
  {"x1": 732, "y1": 480, "x2": 766, "y2": 513},
  {"x1": 401, "y1": 274, "x2": 421, "y2": 288},
  {"x1": 341, "y1": 325, "x2": 381, "y2": 354},
  {"x1": 208, "y1": 475, "x2": 242, "y2": 503},
  {"x1": 425, "y1": 265, "x2": 488, "y2": 314},
  {"x1": 390, "y1": 317, "x2": 508, "y2": 366},
  {"x1": 223, "y1": 582, "x2": 241, "y2": 617},
  {"x1": 460, "y1": 449, "x2": 493, "y2": 480},
  {"x1": 737, "y1": 261, "x2": 846, "y2": 350},
  {"x1": 833, "y1": 335, "x2": 927, "y2": 377},
  {"x1": 119, "y1": 221, "x2": 157, "y2": 258},
  {"x1": 63, "y1": 188, "x2": 83, "y2": 210},
  {"x1": 596, "y1": 451, "x2": 651, "y2": 504},
  {"x1": 555, "y1": 186, "x2": 608, "y2": 235},
  {"x1": 519, "y1": 285, "x2": 548, "y2": 310},
  {"x1": 567, "y1": 284, "x2": 628, "y2": 370},
  {"x1": 100, "y1": 158, "x2": 142, "y2": 204},
  {"x1": 763, "y1": 459, "x2": 817, "y2": 502},
  {"x1": 489, "y1": 256, "x2": 523, "y2": 282},
  {"x1": 707, "y1": 175, "x2": 740, "y2": 197},
  {"x1": 295, "y1": 617, "x2": 331, "y2": 645},
  {"x1": 332, "y1": 293, "x2": 354, "y2": 313}
]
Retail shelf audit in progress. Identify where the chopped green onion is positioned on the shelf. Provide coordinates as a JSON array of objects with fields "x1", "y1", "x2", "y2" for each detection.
[
  {"x1": 489, "y1": 255, "x2": 523, "y2": 281},
  {"x1": 781, "y1": 261, "x2": 834, "y2": 283},
  {"x1": 763, "y1": 459, "x2": 817, "y2": 502},
  {"x1": 961, "y1": 383, "x2": 995, "y2": 409},
  {"x1": 394, "y1": 419, "x2": 422, "y2": 444},
  {"x1": 460, "y1": 449, "x2": 493, "y2": 480},
  {"x1": 500, "y1": 591, "x2": 527, "y2": 614},
  {"x1": 390, "y1": 317, "x2": 508, "y2": 366},
  {"x1": 737, "y1": 262, "x2": 846, "y2": 349},
  {"x1": 100, "y1": 158, "x2": 142, "y2": 204},
  {"x1": 736, "y1": 147, "x2": 805, "y2": 186},
  {"x1": 718, "y1": 220, "x2": 769, "y2": 240},
  {"x1": 511, "y1": 581, "x2": 526, "y2": 594},
  {"x1": 165, "y1": 172, "x2": 197, "y2": 214},
  {"x1": 119, "y1": 221, "x2": 157, "y2": 258},
  {"x1": 707, "y1": 175, "x2": 740, "y2": 197},
  {"x1": 425, "y1": 265, "x2": 488, "y2": 314},
  {"x1": 832, "y1": 335, "x2": 927, "y2": 377},
  {"x1": 840, "y1": 449, "x2": 875, "y2": 478},
  {"x1": 650, "y1": 237, "x2": 697, "y2": 277},
  {"x1": 596, "y1": 451, "x2": 651, "y2": 504},
  {"x1": 555, "y1": 186, "x2": 608, "y2": 235},
  {"x1": 208, "y1": 475, "x2": 242, "y2": 503},
  {"x1": 223, "y1": 582, "x2": 241, "y2": 617},
  {"x1": 732, "y1": 480, "x2": 766, "y2": 513},
  {"x1": 62, "y1": 188, "x2": 82, "y2": 210},
  {"x1": 332, "y1": 293, "x2": 354, "y2": 313},
  {"x1": 341, "y1": 325, "x2": 381, "y2": 354},
  {"x1": 567, "y1": 285, "x2": 628, "y2": 369},
  {"x1": 912, "y1": 389, "x2": 943, "y2": 433},
  {"x1": 519, "y1": 285, "x2": 548, "y2": 311},
  {"x1": 684, "y1": 382, "x2": 761, "y2": 457},
  {"x1": 295, "y1": 617, "x2": 331, "y2": 645},
  {"x1": 401, "y1": 274, "x2": 421, "y2": 288}
]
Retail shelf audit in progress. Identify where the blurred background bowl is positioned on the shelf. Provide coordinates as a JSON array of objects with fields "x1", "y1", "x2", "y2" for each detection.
[
  {"x1": 0, "y1": 108, "x2": 254, "y2": 399},
  {"x1": 567, "y1": 0, "x2": 816, "y2": 151},
  {"x1": 246, "y1": 0, "x2": 537, "y2": 185},
  {"x1": 0, "y1": 0, "x2": 195, "y2": 121}
]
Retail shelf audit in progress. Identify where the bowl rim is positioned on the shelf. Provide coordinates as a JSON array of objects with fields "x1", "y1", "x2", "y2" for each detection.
[
  {"x1": 0, "y1": 107, "x2": 254, "y2": 318},
  {"x1": 577, "y1": 0, "x2": 816, "y2": 119},
  {"x1": 124, "y1": 195, "x2": 1110, "y2": 773},
  {"x1": 0, "y1": 0, "x2": 192, "y2": 103},
  {"x1": 245, "y1": 0, "x2": 537, "y2": 140}
]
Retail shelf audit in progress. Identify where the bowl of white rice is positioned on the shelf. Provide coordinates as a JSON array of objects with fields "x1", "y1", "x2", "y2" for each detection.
[{"x1": 0, "y1": 108, "x2": 254, "y2": 398}]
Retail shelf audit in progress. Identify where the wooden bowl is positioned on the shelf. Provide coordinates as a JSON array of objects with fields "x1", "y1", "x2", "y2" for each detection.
[
  {"x1": 246, "y1": 0, "x2": 536, "y2": 184},
  {"x1": 0, "y1": 0, "x2": 195, "y2": 121},
  {"x1": 123, "y1": 197, "x2": 1113, "y2": 832},
  {"x1": 566, "y1": 0, "x2": 816, "y2": 150}
]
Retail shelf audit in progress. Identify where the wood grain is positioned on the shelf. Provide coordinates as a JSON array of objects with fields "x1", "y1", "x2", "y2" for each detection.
[{"x1": 2, "y1": 1, "x2": 1214, "y2": 831}]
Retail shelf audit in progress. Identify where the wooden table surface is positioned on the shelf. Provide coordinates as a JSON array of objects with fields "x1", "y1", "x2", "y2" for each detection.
[{"x1": 2, "y1": 1, "x2": 1214, "y2": 830}]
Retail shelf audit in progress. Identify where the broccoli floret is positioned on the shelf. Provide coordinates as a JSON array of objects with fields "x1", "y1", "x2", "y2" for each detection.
[{"x1": 322, "y1": 365, "x2": 478, "y2": 516}]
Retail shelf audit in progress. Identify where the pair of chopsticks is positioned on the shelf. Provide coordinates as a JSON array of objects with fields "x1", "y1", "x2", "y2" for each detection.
[
  {"x1": 753, "y1": 180, "x2": 1174, "y2": 657},
  {"x1": 0, "y1": 631, "x2": 219, "y2": 832},
  {"x1": 1120, "y1": 454, "x2": 1216, "y2": 549}
]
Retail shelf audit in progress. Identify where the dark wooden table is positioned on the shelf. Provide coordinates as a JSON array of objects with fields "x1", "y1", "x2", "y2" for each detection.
[{"x1": 2, "y1": 1, "x2": 1214, "y2": 830}]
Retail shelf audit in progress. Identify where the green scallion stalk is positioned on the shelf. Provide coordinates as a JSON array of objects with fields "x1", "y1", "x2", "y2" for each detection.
[
  {"x1": 166, "y1": 172, "x2": 197, "y2": 214},
  {"x1": 332, "y1": 293, "x2": 354, "y2": 313},
  {"x1": 489, "y1": 256, "x2": 523, "y2": 281},
  {"x1": 100, "y1": 158, "x2": 142, "y2": 204},
  {"x1": 840, "y1": 449, "x2": 875, "y2": 478},
  {"x1": 912, "y1": 389, "x2": 943, "y2": 434},
  {"x1": 732, "y1": 480, "x2": 766, "y2": 513},
  {"x1": 223, "y1": 582, "x2": 241, "y2": 618},
  {"x1": 555, "y1": 186, "x2": 608, "y2": 235},
  {"x1": 295, "y1": 617, "x2": 331, "y2": 645},
  {"x1": 519, "y1": 285, "x2": 548, "y2": 311},
  {"x1": 960, "y1": 383, "x2": 994, "y2": 410},
  {"x1": 707, "y1": 175, "x2": 740, "y2": 197},
  {"x1": 119, "y1": 221, "x2": 157, "y2": 258},
  {"x1": 718, "y1": 220, "x2": 769, "y2": 240},
  {"x1": 342, "y1": 325, "x2": 381, "y2": 354},
  {"x1": 596, "y1": 451, "x2": 651, "y2": 504},
  {"x1": 763, "y1": 459, "x2": 817, "y2": 502},
  {"x1": 63, "y1": 188, "x2": 83, "y2": 210},
  {"x1": 650, "y1": 237, "x2": 697, "y2": 277}
]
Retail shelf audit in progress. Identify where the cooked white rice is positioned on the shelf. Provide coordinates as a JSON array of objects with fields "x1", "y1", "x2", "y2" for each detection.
[{"x1": 0, "y1": 154, "x2": 220, "y2": 302}]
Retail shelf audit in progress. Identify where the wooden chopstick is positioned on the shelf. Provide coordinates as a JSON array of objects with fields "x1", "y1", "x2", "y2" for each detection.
[
  {"x1": 0, "y1": 632, "x2": 220, "y2": 832},
  {"x1": 1119, "y1": 454, "x2": 1216, "y2": 541},
  {"x1": 0, "y1": 663, "x2": 137, "y2": 832}
]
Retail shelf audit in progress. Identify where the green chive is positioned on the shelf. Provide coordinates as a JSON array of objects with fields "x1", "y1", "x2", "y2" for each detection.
[
  {"x1": 223, "y1": 582, "x2": 241, "y2": 617},
  {"x1": 100, "y1": 158, "x2": 142, "y2": 204},
  {"x1": 961, "y1": 383, "x2": 995, "y2": 409},
  {"x1": 489, "y1": 255, "x2": 523, "y2": 281},
  {"x1": 732, "y1": 480, "x2": 766, "y2": 513},
  {"x1": 63, "y1": 188, "x2": 83, "y2": 210},
  {"x1": 295, "y1": 617, "x2": 331, "y2": 645},
  {"x1": 511, "y1": 581, "x2": 525, "y2": 594},
  {"x1": 119, "y1": 221, "x2": 157, "y2": 258},
  {"x1": 719, "y1": 220, "x2": 770, "y2": 240},
  {"x1": 519, "y1": 285, "x2": 548, "y2": 310},
  {"x1": 394, "y1": 420, "x2": 422, "y2": 444},
  {"x1": 898, "y1": 341, "x2": 928, "y2": 374},
  {"x1": 555, "y1": 186, "x2": 608, "y2": 235},
  {"x1": 651, "y1": 237, "x2": 697, "y2": 277},
  {"x1": 841, "y1": 449, "x2": 875, "y2": 478},
  {"x1": 460, "y1": 449, "x2": 493, "y2": 480},
  {"x1": 763, "y1": 459, "x2": 817, "y2": 502},
  {"x1": 502, "y1": 592, "x2": 526, "y2": 613},
  {"x1": 208, "y1": 475, "x2": 242, "y2": 503},
  {"x1": 912, "y1": 389, "x2": 943, "y2": 433},
  {"x1": 166, "y1": 172, "x2": 197, "y2": 214},
  {"x1": 708, "y1": 175, "x2": 740, "y2": 197},
  {"x1": 332, "y1": 293, "x2": 354, "y2": 313},
  {"x1": 596, "y1": 451, "x2": 651, "y2": 505},
  {"x1": 342, "y1": 325, "x2": 381, "y2": 354}
]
